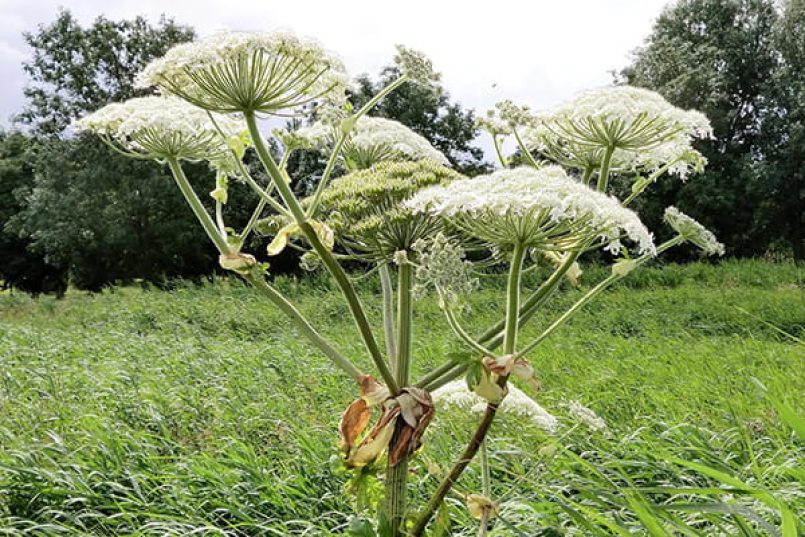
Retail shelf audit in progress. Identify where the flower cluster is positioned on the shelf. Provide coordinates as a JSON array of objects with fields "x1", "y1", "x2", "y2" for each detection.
[
  {"x1": 547, "y1": 86, "x2": 712, "y2": 148},
  {"x1": 411, "y1": 232, "x2": 478, "y2": 306},
  {"x1": 75, "y1": 96, "x2": 244, "y2": 161},
  {"x1": 433, "y1": 380, "x2": 558, "y2": 433},
  {"x1": 280, "y1": 116, "x2": 450, "y2": 170},
  {"x1": 136, "y1": 31, "x2": 351, "y2": 114},
  {"x1": 519, "y1": 86, "x2": 712, "y2": 179},
  {"x1": 664, "y1": 206, "x2": 725, "y2": 256},
  {"x1": 406, "y1": 166, "x2": 655, "y2": 254},
  {"x1": 290, "y1": 160, "x2": 462, "y2": 259},
  {"x1": 393, "y1": 45, "x2": 439, "y2": 85},
  {"x1": 475, "y1": 100, "x2": 536, "y2": 137}
]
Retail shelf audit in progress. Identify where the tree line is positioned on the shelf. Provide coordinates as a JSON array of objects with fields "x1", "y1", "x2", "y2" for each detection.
[{"x1": 1, "y1": 0, "x2": 802, "y2": 295}]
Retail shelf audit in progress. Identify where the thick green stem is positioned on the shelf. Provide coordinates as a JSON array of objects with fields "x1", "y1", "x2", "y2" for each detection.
[
  {"x1": 394, "y1": 262, "x2": 413, "y2": 386},
  {"x1": 245, "y1": 112, "x2": 398, "y2": 393},
  {"x1": 384, "y1": 261, "x2": 414, "y2": 536},
  {"x1": 596, "y1": 144, "x2": 616, "y2": 192},
  {"x1": 166, "y1": 159, "x2": 362, "y2": 382},
  {"x1": 167, "y1": 159, "x2": 230, "y2": 254},
  {"x1": 476, "y1": 249, "x2": 582, "y2": 349},
  {"x1": 503, "y1": 243, "x2": 527, "y2": 355},
  {"x1": 513, "y1": 128, "x2": 540, "y2": 168},
  {"x1": 517, "y1": 236, "x2": 684, "y2": 356},
  {"x1": 245, "y1": 272, "x2": 363, "y2": 380},
  {"x1": 380, "y1": 264, "x2": 397, "y2": 363},
  {"x1": 306, "y1": 75, "x2": 408, "y2": 217}
]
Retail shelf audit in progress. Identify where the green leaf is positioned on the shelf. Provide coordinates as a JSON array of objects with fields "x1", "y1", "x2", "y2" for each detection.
[
  {"x1": 626, "y1": 492, "x2": 673, "y2": 537},
  {"x1": 752, "y1": 377, "x2": 805, "y2": 441}
]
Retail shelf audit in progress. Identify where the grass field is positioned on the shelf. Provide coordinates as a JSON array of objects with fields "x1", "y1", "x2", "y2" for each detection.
[{"x1": 0, "y1": 259, "x2": 803, "y2": 535}]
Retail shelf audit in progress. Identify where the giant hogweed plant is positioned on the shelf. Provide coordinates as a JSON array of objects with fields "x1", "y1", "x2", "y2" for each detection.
[{"x1": 78, "y1": 30, "x2": 727, "y2": 536}]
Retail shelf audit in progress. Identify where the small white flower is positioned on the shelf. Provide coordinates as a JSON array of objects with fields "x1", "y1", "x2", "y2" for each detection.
[
  {"x1": 433, "y1": 380, "x2": 558, "y2": 433},
  {"x1": 664, "y1": 206, "x2": 725, "y2": 256},
  {"x1": 566, "y1": 400, "x2": 608, "y2": 432},
  {"x1": 136, "y1": 30, "x2": 350, "y2": 114},
  {"x1": 75, "y1": 96, "x2": 244, "y2": 161},
  {"x1": 406, "y1": 166, "x2": 655, "y2": 255}
]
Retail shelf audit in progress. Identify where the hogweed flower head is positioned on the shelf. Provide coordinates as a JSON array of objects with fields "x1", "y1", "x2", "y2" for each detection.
[
  {"x1": 280, "y1": 116, "x2": 449, "y2": 170},
  {"x1": 406, "y1": 166, "x2": 655, "y2": 255},
  {"x1": 136, "y1": 31, "x2": 350, "y2": 114},
  {"x1": 75, "y1": 96, "x2": 245, "y2": 161},
  {"x1": 394, "y1": 45, "x2": 440, "y2": 85},
  {"x1": 664, "y1": 206, "x2": 725, "y2": 256},
  {"x1": 412, "y1": 232, "x2": 478, "y2": 307},
  {"x1": 433, "y1": 380, "x2": 558, "y2": 433},
  {"x1": 476, "y1": 100, "x2": 537, "y2": 137},
  {"x1": 299, "y1": 160, "x2": 461, "y2": 260},
  {"x1": 547, "y1": 85, "x2": 712, "y2": 149},
  {"x1": 523, "y1": 86, "x2": 712, "y2": 179}
]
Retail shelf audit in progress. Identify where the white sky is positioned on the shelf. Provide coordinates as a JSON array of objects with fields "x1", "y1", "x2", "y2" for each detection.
[{"x1": 0, "y1": 0, "x2": 671, "y2": 156}]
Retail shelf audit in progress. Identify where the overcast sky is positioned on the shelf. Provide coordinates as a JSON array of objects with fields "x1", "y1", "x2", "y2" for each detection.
[{"x1": 0, "y1": 0, "x2": 671, "y2": 151}]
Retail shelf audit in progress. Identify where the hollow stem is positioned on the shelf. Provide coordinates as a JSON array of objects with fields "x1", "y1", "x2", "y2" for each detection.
[
  {"x1": 384, "y1": 260, "x2": 414, "y2": 537},
  {"x1": 503, "y1": 242, "x2": 527, "y2": 355},
  {"x1": 245, "y1": 271, "x2": 363, "y2": 380},
  {"x1": 245, "y1": 112, "x2": 398, "y2": 393},
  {"x1": 167, "y1": 158, "x2": 230, "y2": 254},
  {"x1": 596, "y1": 144, "x2": 616, "y2": 192},
  {"x1": 380, "y1": 264, "x2": 397, "y2": 363}
]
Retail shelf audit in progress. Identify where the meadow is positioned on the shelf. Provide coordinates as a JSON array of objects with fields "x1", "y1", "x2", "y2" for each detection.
[{"x1": 0, "y1": 259, "x2": 802, "y2": 536}]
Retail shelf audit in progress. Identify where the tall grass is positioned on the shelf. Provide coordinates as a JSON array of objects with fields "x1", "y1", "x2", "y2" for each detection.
[{"x1": 1, "y1": 260, "x2": 802, "y2": 535}]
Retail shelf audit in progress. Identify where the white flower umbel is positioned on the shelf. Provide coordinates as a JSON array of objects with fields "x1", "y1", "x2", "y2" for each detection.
[
  {"x1": 75, "y1": 96, "x2": 245, "y2": 161},
  {"x1": 406, "y1": 166, "x2": 655, "y2": 255},
  {"x1": 547, "y1": 85, "x2": 712, "y2": 149},
  {"x1": 664, "y1": 206, "x2": 725, "y2": 256},
  {"x1": 136, "y1": 31, "x2": 350, "y2": 114},
  {"x1": 280, "y1": 116, "x2": 449, "y2": 170},
  {"x1": 522, "y1": 86, "x2": 712, "y2": 178},
  {"x1": 412, "y1": 233, "x2": 478, "y2": 306},
  {"x1": 433, "y1": 380, "x2": 558, "y2": 433}
]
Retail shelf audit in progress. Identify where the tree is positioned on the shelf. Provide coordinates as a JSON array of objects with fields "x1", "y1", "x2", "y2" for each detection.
[
  {"x1": 351, "y1": 66, "x2": 490, "y2": 175},
  {"x1": 7, "y1": 10, "x2": 267, "y2": 290},
  {"x1": 8, "y1": 137, "x2": 226, "y2": 291},
  {"x1": 620, "y1": 0, "x2": 783, "y2": 258},
  {"x1": 18, "y1": 10, "x2": 195, "y2": 135},
  {"x1": 762, "y1": 0, "x2": 805, "y2": 259},
  {"x1": 0, "y1": 132, "x2": 67, "y2": 295}
]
